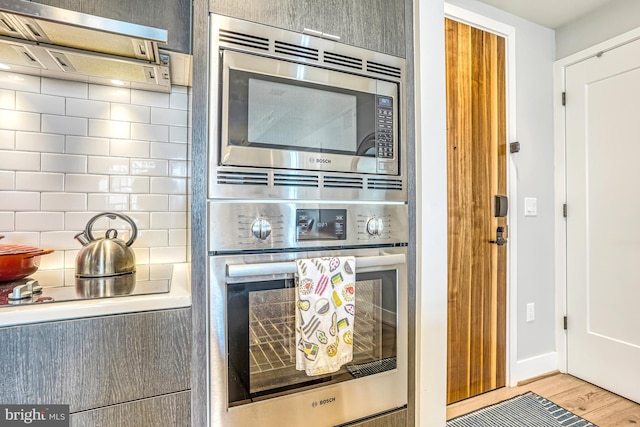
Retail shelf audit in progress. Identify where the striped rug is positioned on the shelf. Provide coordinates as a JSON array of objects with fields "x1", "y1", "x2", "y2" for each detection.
[{"x1": 447, "y1": 392, "x2": 598, "y2": 427}]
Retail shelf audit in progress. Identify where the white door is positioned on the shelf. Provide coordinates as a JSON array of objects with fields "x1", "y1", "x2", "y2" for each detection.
[{"x1": 566, "y1": 37, "x2": 640, "y2": 403}]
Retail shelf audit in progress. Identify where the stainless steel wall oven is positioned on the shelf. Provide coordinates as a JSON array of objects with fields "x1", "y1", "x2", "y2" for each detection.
[
  {"x1": 208, "y1": 203, "x2": 408, "y2": 426},
  {"x1": 207, "y1": 14, "x2": 409, "y2": 427}
]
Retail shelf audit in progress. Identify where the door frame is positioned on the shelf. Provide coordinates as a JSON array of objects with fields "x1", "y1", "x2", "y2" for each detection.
[
  {"x1": 444, "y1": 3, "x2": 519, "y2": 386},
  {"x1": 553, "y1": 26, "x2": 640, "y2": 373}
]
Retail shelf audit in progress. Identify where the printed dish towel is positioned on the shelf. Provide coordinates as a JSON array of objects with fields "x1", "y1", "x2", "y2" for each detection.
[{"x1": 295, "y1": 256, "x2": 356, "y2": 376}]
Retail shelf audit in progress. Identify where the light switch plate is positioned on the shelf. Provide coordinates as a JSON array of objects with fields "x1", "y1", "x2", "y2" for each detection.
[{"x1": 524, "y1": 197, "x2": 537, "y2": 216}]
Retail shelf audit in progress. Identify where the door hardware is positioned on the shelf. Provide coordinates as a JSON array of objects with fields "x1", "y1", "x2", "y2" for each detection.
[{"x1": 489, "y1": 226, "x2": 508, "y2": 246}]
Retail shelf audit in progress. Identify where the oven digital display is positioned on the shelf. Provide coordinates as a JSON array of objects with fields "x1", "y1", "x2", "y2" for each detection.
[{"x1": 296, "y1": 209, "x2": 346, "y2": 241}]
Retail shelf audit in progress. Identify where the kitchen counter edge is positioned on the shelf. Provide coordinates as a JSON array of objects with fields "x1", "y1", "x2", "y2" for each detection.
[{"x1": 0, "y1": 263, "x2": 191, "y2": 327}]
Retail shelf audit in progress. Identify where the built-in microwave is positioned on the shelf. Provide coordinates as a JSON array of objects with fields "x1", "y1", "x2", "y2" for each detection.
[{"x1": 209, "y1": 15, "x2": 407, "y2": 202}]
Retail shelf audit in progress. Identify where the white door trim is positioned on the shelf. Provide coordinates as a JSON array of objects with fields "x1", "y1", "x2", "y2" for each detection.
[
  {"x1": 443, "y1": 3, "x2": 519, "y2": 387},
  {"x1": 554, "y1": 26, "x2": 640, "y2": 374}
]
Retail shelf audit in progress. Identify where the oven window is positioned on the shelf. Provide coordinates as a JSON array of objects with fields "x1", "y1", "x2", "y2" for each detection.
[
  {"x1": 226, "y1": 270, "x2": 398, "y2": 407},
  {"x1": 227, "y1": 70, "x2": 377, "y2": 157}
]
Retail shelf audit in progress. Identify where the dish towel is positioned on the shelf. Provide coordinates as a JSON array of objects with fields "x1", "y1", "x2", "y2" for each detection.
[{"x1": 295, "y1": 256, "x2": 356, "y2": 376}]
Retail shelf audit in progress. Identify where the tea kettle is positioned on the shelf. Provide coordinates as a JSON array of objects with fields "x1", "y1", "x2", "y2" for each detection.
[{"x1": 74, "y1": 212, "x2": 138, "y2": 279}]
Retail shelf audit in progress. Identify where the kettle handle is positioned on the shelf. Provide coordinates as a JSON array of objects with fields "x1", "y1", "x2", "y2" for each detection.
[{"x1": 85, "y1": 212, "x2": 138, "y2": 247}]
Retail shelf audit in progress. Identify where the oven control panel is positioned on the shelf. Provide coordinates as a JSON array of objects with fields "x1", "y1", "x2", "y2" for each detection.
[{"x1": 208, "y1": 202, "x2": 408, "y2": 253}]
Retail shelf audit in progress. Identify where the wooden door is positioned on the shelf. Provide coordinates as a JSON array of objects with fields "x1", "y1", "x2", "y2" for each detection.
[
  {"x1": 445, "y1": 18, "x2": 507, "y2": 404},
  {"x1": 565, "y1": 37, "x2": 640, "y2": 404}
]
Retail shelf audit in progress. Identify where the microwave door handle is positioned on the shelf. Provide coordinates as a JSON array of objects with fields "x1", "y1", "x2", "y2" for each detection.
[{"x1": 226, "y1": 253, "x2": 406, "y2": 278}]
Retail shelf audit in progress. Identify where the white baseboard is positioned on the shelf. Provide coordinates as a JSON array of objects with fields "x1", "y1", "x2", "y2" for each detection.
[{"x1": 509, "y1": 352, "x2": 558, "y2": 386}]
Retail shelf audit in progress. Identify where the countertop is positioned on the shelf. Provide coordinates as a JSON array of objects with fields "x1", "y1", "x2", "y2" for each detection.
[{"x1": 0, "y1": 263, "x2": 191, "y2": 327}]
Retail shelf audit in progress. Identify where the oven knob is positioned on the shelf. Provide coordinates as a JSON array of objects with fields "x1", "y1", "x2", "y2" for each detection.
[
  {"x1": 251, "y1": 218, "x2": 272, "y2": 241},
  {"x1": 366, "y1": 218, "x2": 385, "y2": 236}
]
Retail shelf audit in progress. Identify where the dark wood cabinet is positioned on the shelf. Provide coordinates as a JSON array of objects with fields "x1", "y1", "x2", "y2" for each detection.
[
  {"x1": 341, "y1": 408, "x2": 408, "y2": 426},
  {"x1": 0, "y1": 308, "x2": 191, "y2": 424},
  {"x1": 211, "y1": 0, "x2": 406, "y2": 58},
  {"x1": 30, "y1": 0, "x2": 192, "y2": 53}
]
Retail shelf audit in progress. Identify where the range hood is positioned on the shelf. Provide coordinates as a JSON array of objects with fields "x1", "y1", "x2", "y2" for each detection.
[{"x1": 0, "y1": 0, "x2": 172, "y2": 92}]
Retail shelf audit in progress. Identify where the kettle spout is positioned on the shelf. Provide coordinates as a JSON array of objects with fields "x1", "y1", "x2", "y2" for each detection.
[{"x1": 74, "y1": 232, "x2": 91, "y2": 246}]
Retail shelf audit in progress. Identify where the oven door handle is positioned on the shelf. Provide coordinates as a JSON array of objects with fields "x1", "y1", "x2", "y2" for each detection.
[{"x1": 226, "y1": 253, "x2": 406, "y2": 278}]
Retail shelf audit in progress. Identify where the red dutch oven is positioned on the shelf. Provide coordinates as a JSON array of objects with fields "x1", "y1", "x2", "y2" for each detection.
[{"x1": 0, "y1": 243, "x2": 54, "y2": 283}]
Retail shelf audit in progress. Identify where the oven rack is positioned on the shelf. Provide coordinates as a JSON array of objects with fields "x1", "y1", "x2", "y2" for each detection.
[{"x1": 248, "y1": 313, "x2": 380, "y2": 375}]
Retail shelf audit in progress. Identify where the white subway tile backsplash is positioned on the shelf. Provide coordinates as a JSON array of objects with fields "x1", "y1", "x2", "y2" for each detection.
[
  {"x1": 110, "y1": 139, "x2": 149, "y2": 158},
  {"x1": 0, "y1": 130, "x2": 15, "y2": 150},
  {"x1": 87, "y1": 193, "x2": 129, "y2": 211},
  {"x1": 64, "y1": 250, "x2": 78, "y2": 269},
  {"x1": 0, "y1": 191, "x2": 40, "y2": 211},
  {"x1": 38, "y1": 250, "x2": 64, "y2": 270},
  {"x1": 31, "y1": 269, "x2": 65, "y2": 287},
  {"x1": 42, "y1": 115, "x2": 88, "y2": 136},
  {"x1": 0, "y1": 171, "x2": 14, "y2": 190},
  {"x1": 0, "y1": 110, "x2": 40, "y2": 132},
  {"x1": 131, "y1": 159, "x2": 168, "y2": 176},
  {"x1": 111, "y1": 103, "x2": 150, "y2": 123},
  {"x1": 88, "y1": 156, "x2": 130, "y2": 175},
  {"x1": 65, "y1": 174, "x2": 110, "y2": 193},
  {"x1": 16, "y1": 92, "x2": 65, "y2": 115},
  {"x1": 0, "y1": 88, "x2": 15, "y2": 109},
  {"x1": 66, "y1": 98, "x2": 110, "y2": 119},
  {"x1": 131, "y1": 123, "x2": 168, "y2": 142},
  {"x1": 130, "y1": 194, "x2": 168, "y2": 211},
  {"x1": 131, "y1": 89, "x2": 169, "y2": 108},
  {"x1": 169, "y1": 229, "x2": 187, "y2": 246},
  {"x1": 110, "y1": 176, "x2": 149, "y2": 193},
  {"x1": 150, "y1": 142, "x2": 187, "y2": 160},
  {"x1": 1, "y1": 78, "x2": 190, "y2": 281},
  {"x1": 89, "y1": 85, "x2": 130, "y2": 103},
  {"x1": 151, "y1": 108, "x2": 188, "y2": 127},
  {"x1": 42, "y1": 153, "x2": 87, "y2": 173},
  {"x1": 41, "y1": 193, "x2": 87, "y2": 211},
  {"x1": 0, "y1": 231, "x2": 39, "y2": 245},
  {"x1": 149, "y1": 246, "x2": 186, "y2": 264},
  {"x1": 169, "y1": 195, "x2": 187, "y2": 212},
  {"x1": 89, "y1": 119, "x2": 130, "y2": 139},
  {"x1": 169, "y1": 161, "x2": 188, "y2": 177},
  {"x1": 170, "y1": 91, "x2": 188, "y2": 110},
  {"x1": 150, "y1": 177, "x2": 186, "y2": 195},
  {"x1": 149, "y1": 263, "x2": 174, "y2": 280},
  {"x1": 16, "y1": 212, "x2": 64, "y2": 231},
  {"x1": 16, "y1": 172, "x2": 64, "y2": 192},
  {"x1": 134, "y1": 229, "x2": 168, "y2": 247},
  {"x1": 65, "y1": 212, "x2": 109, "y2": 232},
  {"x1": 0, "y1": 72, "x2": 40, "y2": 93},
  {"x1": 0, "y1": 150, "x2": 40, "y2": 171},
  {"x1": 133, "y1": 247, "x2": 150, "y2": 264},
  {"x1": 42, "y1": 78, "x2": 88, "y2": 99},
  {"x1": 0, "y1": 212, "x2": 14, "y2": 230},
  {"x1": 150, "y1": 212, "x2": 187, "y2": 229},
  {"x1": 16, "y1": 132, "x2": 65, "y2": 153},
  {"x1": 122, "y1": 212, "x2": 149, "y2": 230},
  {"x1": 65, "y1": 136, "x2": 110, "y2": 156},
  {"x1": 169, "y1": 126, "x2": 188, "y2": 144},
  {"x1": 136, "y1": 264, "x2": 150, "y2": 281}
]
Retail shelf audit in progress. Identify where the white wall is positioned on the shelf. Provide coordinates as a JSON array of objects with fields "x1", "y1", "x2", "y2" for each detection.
[
  {"x1": 443, "y1": 0, "x2": 557, "y2": 367},
  {"x1": 414, "y1": 0, "x2": 448, "y2": 424},
  {"x1": 0, "y1": 73, "x2": 191, "y2": 286},
  {"x1": 556, "y1": 0, "x2": 640, "y2": 59}
]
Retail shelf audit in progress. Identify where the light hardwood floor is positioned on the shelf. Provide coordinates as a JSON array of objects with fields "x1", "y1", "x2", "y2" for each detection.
[{"x1": 447, "y1": 373, "x2": 640, "y2": 426}]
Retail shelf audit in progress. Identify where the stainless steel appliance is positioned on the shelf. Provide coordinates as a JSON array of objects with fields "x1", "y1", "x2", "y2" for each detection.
[
  {"x1": 0, "y1": 0, "x2": 173, "y2": 92},
  {"x1": 207, "y1": 14, "x2": 410, "y2": 427},
  {"x1": 209, "y1": 15, "x2": 407, "y2": 202},
  {"x1": 208, "y1": 202, "x2": 408, "y2": 426}
]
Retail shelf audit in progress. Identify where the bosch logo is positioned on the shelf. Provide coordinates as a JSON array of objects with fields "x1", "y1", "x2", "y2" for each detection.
[
  {"x1": 310, "y1": 158, "x2": 332, "y2": 164},
  {"x1": 312, "y1": 397, "x2": 336, "y2": 408}
]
